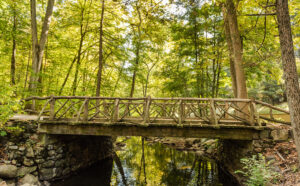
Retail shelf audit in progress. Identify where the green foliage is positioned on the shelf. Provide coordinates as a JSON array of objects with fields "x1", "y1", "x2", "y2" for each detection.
[
  {"x1": 235, "y1": 154, "x2": 280, "y2": 186},
  {"x1": 0, "y1": 80, "x2": 21, "y2": 136}
]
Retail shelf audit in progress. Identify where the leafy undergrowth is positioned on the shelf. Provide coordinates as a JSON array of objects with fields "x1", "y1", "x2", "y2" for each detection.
[{"x1": 264, "y1": 140, "x2": 300, "y2": 185}]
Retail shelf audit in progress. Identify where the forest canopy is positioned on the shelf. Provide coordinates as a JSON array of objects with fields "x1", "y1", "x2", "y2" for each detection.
[{"x1": 0, "y1": 0, "x2": 299, "y2": 104}]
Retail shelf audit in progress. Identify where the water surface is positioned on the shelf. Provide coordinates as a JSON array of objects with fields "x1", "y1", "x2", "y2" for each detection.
[{"x1": 53, "y1": 137, "x2": 237, "y2": 186}]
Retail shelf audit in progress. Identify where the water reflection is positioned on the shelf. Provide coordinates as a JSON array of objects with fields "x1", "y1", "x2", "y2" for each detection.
[
  {"x1": 111, "y1": 137, "x2": 226, "y2": 186},
  {"x1": 54, "y1": 137, "x2": 237, "y2": 186}
]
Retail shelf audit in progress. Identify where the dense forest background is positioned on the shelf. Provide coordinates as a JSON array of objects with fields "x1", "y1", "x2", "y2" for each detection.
[{"x1": 0, "y1": 0, "x2": 299, "y2": 104}]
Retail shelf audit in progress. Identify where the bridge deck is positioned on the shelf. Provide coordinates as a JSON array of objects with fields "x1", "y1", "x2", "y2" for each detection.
[
  {"x1": 37, "y1": 121, "x2": 267, "y2": 140},
  {"x1": 12, "y1": 96, "x2": 289, "y2": 140}
]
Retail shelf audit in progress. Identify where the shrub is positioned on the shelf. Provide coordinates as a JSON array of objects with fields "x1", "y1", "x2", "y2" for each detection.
[{"x1": 235, "y1": 154, "x2": 279, "y2": 186}]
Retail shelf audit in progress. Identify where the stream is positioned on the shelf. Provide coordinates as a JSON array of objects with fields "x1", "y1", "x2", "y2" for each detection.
[{"x1": 53, "y1": 137, "x2": 238, "y2": 186}]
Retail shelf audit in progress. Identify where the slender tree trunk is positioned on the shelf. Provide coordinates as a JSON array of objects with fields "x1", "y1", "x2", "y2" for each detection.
[
  {"x1": 276, "y1": 0, "x2": 300, "y2": 164},
  {"x1": 129, "y1": 2, "x2": 142, "y2": 98},
  {"x1": 59, "y1": 55, "x2": 77, "y2": 95},
  {"x1": 96, "y1": 0, "x2": 105, "y2": 97},
  {"x1": 24, "y1": 46, "x2": 31, "y2": 91},
  {"x1": 28, "y1": 0, "x2": 55, "y2": 94},
  {"x1": 225, "y1": 0, "x2": 247, "y2": 99},
  {"x1": 72, "y1": 25, "x2": 84, "y2": 95},
  {"x1": 11, "y1": 15, "x2": 16, "y2": 85},
  {"x1": 113, "y1": 152, "x2": 128, "y2": 186}
]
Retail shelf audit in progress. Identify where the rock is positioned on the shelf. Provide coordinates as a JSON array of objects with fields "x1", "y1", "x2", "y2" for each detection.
[
  {"x1": 34, "y1": 159, "x2": 45, "y2": 164},
  {"x1": 47, "y1": 145, "x2": 54, "y2": 150},
  {"x1": 206, "y1": 147, "x2": 214, "y2": 154},
  {"x1": 11, "y1": 160, "x2": 16, "y2": 165},
  {"x1": 42, "y1": 181, "x2": 50, "y2": 186},
  {"x1": 55, "y1": 160, "x2": 65, "y2": 167},
  {"x1": 41, "y1": 161, "x2": 55, "y2": 168},
  {"x1": 62, "y1": 168, "x2": 70, "y2": 176},
  {"x1": 47, "y1": 150, "x2": 56, "y2": 156},
  {"x1": 19, "y1": 147, "x2": 26, "y2": 151},
  {"x1": 39, "y1": 168, "x2": 55, "y2": 180},
  {"x1": 17, "y1": 166, "x2": 37, "y2": 177},
  {"x1": 8, "y1": 146, "x2": 18, "y2": 150},
  {"x1": 56, "y1": 154, "x2": 63, "y2": 159},
  {"x1": 259, "y1": 130, "x2": 270, "y2": 139},
  {"x1": 5, "y1": 180, "x2": 15, "y2": 186},
  {"x1": 254, "y1": 148, "x2": 262, "y2": 153},
  {"x1": 271, "y1": 129, "x2": 289, "y2": 141},
  {"x1": 0, "y1": 181, "x2": 7, "y2": 186},
  {"x1": 253, "y1": 141, "x2": 262, "y2": 148},
  {"x1": 23, "y1": 158, "x2": 34, "y2": 167},
  {"x1": 266, "y1": 155, "x2": 276, "y2": 162},
  {"x1": 56, "y1": 147, "x2": 63, "y2": 154},
  {"x1": 0, "y1": 165, "x2": 17, "y2": 178},
  {"x1": 25, "y1": 147, "x2": 34, "y2": 158},
  {"x1": 18, "y1": 174, "x2": 39, "y2": 186},
  {"x1": 202, "y1": 139, "x2": 216, "y2": 147}
]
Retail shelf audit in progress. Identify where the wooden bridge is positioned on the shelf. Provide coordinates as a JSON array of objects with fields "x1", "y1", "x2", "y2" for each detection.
[{"x1": 17, "y1": 96, "x2": 290, "y2": 140}]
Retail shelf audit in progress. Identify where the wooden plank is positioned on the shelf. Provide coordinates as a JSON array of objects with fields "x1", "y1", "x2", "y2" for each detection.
[
  {"x1": 49, "y1": 97, "x2": 55, "y2": 120},
  {"x1": 143, "y1": 96, "x2": 151, "y2": 124},
  {"x1": 249, "y1": 101, "x2": 255, "y2": 126},
  {"x1": 255, "y1": 100, "x2": 289, "y2": 114},
  {"x1": 112, "y1": 98, "x2": 119, "y2": 122},
  {"x1": 37, "y1": 98, "x2": 52, "y2": 121},
  {"x1": 83, "y1": 98, "x2": 89, "y2": 121},
  {"x1": 251, "y1": 101, "x2": 261, "y2": 126},
  {"x1": 210, "y1": 99, "x2": 218, "y2": 125}
]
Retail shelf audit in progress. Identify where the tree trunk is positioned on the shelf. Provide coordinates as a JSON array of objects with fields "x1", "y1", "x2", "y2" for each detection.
[
  {"x1": 129, "y1": 2, "x2": 142, "y2": 98},
  {"x1": 222, "y1": 6, "x2": 237, "y2": 97},
  {"x1": 11, "y1": 12, "x2": 16, "y2": 85},
  {"x1": 96, "y1": 0, "x2": 105, "y2": 97},
  {"x1": 28, "y1": 0, "x2": 55, "y2": 94},
  {"x1": 276, "y1": 0, "x2": 300, "y2": 164},
  {"x1": 72, "y1": 6, "x2": 86, "y2": 96},
  {"x1": 225, "y1": 0, "x2": 247, "y2": 99}
]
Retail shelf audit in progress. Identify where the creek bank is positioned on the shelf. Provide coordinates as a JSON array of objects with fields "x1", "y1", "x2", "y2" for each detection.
[{"x1": 0, "y1": 121, "x2": 113, "y2": 186}]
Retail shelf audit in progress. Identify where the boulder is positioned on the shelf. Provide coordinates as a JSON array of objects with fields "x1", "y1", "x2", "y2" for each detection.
[
  {"x1": 23, "y1": 158, "x2": 34, "y2": 167},
  {"x1": 17, "y1": 166, "x2": 37, "y2": 177},
  {"x1": 25, "y1": 147, "x2": 34, "y2": 158},
  {"x1": 18, "y1": 174, "x2": 39, "y2": 186},
  {"x1": 39, "y1": 168, "x2": 55, "y2": 180},
  {"x1": 271, "y1": 129, "x2": 289, "y2": 141},
  {"x1": 0, "y1": 165, "x2": 17, "y2": 178}
]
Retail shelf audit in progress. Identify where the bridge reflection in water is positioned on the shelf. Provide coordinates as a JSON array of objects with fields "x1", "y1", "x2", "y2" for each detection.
[
  {"x1": 21, "y1": 96, "x2": 290, "y2": 140},
  {"x1": 52, "y1": 137, "x2": 239, "y2": 186}
]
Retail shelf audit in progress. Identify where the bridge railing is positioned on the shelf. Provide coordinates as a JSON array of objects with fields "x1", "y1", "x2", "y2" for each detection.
[{"x1": 23, "y1": 96, "x2": 290, "y2": 126}]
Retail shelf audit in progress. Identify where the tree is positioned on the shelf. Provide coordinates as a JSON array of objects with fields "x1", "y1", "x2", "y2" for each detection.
[
  {"x1": 224, "y1": 0, "x2": 248, "y2": 99},
  {"x1": 276, "y1": 0, "x2": 300, "y2": 164},
  {"x1": 28, "y1": 0, "x2": 55, "y2": 94},
  {"x1": 96, "y1": 0, "x2": 105, "y2": 97},
  {"x1": 10, "y1": 0, "x2": 17, "y2": 85}
]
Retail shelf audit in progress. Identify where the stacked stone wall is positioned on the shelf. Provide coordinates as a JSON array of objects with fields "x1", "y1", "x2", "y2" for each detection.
[{"x1": 0, "y1": 121, "x2": 113, "y2": 186}]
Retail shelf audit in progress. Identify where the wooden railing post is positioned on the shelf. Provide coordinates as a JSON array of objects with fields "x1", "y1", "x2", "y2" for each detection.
[
  {"x1": 111, "y1": 98, "x2": 119, "y2": 123},
  {"x1": 249, "y1": 100, "x2": 255, "y2": 126},
  {"x1": 251, "y1": 99, "x2": 261, "y2": 126},
  {"x1": 83, "y1": 98, "x2": 89, "y2": 121},
  {"x1": 224, "y1": 102, "x2": 229, "y2": 119},
  {"x1": 143, "y1": 96, "x2": 151, "y2": 124},
  {"x1": 210, "y1": 99, "x2": 218, "y2": 125},
  {"x1": 270, "y1": 108, "x2": 274, "y2": 119},
  {"x1": 178, "y1": 100, "x2": 184, "y2": 125},
  {"x1": 49, "y1": 96, "x2": 55, "y2": 120}
]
